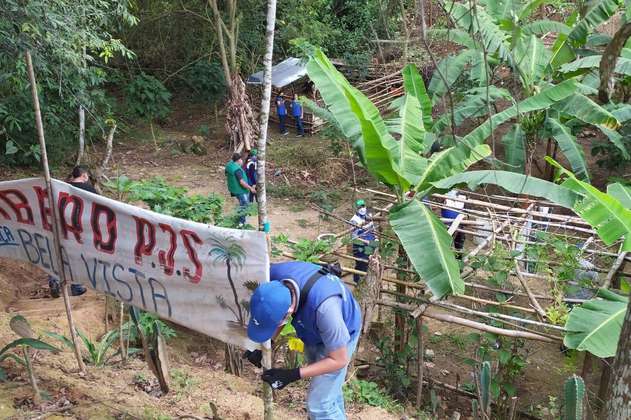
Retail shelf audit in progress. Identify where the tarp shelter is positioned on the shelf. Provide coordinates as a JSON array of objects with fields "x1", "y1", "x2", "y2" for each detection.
[{"x1": 246, "y1": 57, "x2": 307, "y2": 88}]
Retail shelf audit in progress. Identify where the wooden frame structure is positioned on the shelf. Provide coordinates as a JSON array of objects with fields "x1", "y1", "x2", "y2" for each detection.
[{"x1": 275, "y1": 186, "x2": 628, "y2": 413}]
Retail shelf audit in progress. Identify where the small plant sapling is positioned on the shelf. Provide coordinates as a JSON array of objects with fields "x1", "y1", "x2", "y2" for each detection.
[{"x1": 3, "y1": 315, "x2": 59, "y2": 403}]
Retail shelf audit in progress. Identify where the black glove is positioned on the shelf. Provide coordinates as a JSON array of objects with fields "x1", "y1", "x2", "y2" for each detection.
[
  {"x1": 261, "y1": 368, "x2": 301, "y2": 390},
  {"x1": 243, "y1": 350, "x2": 262, "y2": 368}
]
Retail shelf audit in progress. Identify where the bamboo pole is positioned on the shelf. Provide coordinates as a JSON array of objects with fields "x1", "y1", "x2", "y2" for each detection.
[
  {"x1": 256, "y1": 1, "x2": 277, "y2": 418},
  {"x1": 25, "y1": 50, "x2": 86, "y2": 374},
  {"x1": 377, "y1": 300, "x2": 557, "y2": 342}
]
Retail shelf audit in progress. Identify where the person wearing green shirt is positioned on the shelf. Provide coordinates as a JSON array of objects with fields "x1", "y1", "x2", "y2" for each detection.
[{"x1": 225, "y1": 152, "x2": 255, "y2": 225}]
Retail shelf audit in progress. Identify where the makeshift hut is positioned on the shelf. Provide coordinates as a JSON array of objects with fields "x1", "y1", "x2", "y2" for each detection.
[{"x1": 247, "y1": 57, "x2": 325, "y2": 134}]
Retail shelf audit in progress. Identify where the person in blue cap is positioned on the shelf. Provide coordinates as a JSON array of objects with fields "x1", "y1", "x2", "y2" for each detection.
[{"x1": 244, "y1": 261, "x2": 361, "y2": 419}]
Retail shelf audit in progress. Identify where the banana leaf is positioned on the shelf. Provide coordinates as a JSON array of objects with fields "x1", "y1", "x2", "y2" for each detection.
[
  {"x1": 390, "y1": 94, "x2": 428, "y2": 187},
  {"x1": 568, "y1": 0, "x2": 621, "y2": 44},
  {"x1": 546, "y1": 118, "x2": 590, "y2": 182},
  {"x1": 518, "y1": 0, "x2": 546, "y2": 20},
  {"x1": 564, "y1": 288, "x2": 628, "y2": 358},
  {"x1": 402, "y1": 64, "x2": 433, "y2": 130},
  {"x1": 560, "y1": 55, "x2": 631, "y2": 75},
  {"x1": 344, "y1": 85, "x2": 403, "y2": 187},
  {"x1": 514, "y1": 34, "x2": 550, "y2": 84},
  {"x1": 550, "y1": 11, "x2": 579, "y2": 69},
  {"x1": 306, "y1": 50, "x2": 363, "y2": 154},
  {"x1": 548, "y1": 157, "x2": 631, "y2": 251},
  {"x1": 389, "y1": 199, "x2": 464, "y2": 298},
  {"x1": 432, "y1": 170, "x2": 579, "y2": 208},
  {"x1": 522, "y1": 20, "x2": 571, "y2": 36},
  {"x1": 501, "y1": 124, "x2": 526, "y2": 173},
  {"x1": 427, "y1": 28, "x2": 477, "y2": 49},
  {"x1": 556, "y1": 94, "x2": 620, "y2": 129},
  {"x1": 433, "y1": 87, "x2": 512, "y2": 133},
  {"x1": 415, "y1": 144, "x2": 492, "y2": 193},
  {"x1": 461, "y1": 79, "x2": 578, "y2": 149},
  {"x1": 608, "y1": 183, "x2": 631, "y2": 208},
  {"x1": 428, "y1": 51, "x2": 476, "y2": 100}
]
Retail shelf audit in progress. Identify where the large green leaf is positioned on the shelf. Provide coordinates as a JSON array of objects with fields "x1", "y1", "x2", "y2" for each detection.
[
  {"x1": 501, "y1": 124, "x2": 526, "y2": 173},
  {"x1": 461, "y1": 79, "x2": 578, "y2": 150},
  {"x1": 402, "y1": 64, "x2": 433, "y2": 130},
  {"x1": 389, "y1": 200, "x2": 464, "y2": 298},
  {"x1": 548, "y1": 157, "x2": 631, "y2": 251},
  {"x1": 608, "y1": 183, "x2": 631, "y2": 208},
  {"x1": 560, "y1": 55, "x2": 631, "y2": 75},
  {"x1": 344, "y1": 84, "x2": 403, "y2": 187},
  {"x1": 518, "y1": 0, "x2": 546, "y2": 20},
  {"x1": 428, "y1": 28, "x2": 477, "y2": 49},
  {"x1": 514, "y1": 34, "x2": 550, "y2": 85},
  {"x1": 550, "y1": 11, "x2": 579, "y2": 69},
  {"x1": 568, "y1": 0, "x2": 621, "y2": 44},
  {"x1": 522, "y1": 20, "x2": 571, "y2": 36},
  {"x1": 433, "y1": 86, "x2": 512, "y2": 133},
  {"x1": 432, "y1": 170, "x2": 579, "y2": 208},
  {"x1": 393, "y1": 94, "x2": 428, "y2": 187},
  {"x1": 546, "y1": 118, "x2": 590, "y2": 182},
  {"x1": 428, "y1": 51, "x2": 475, "y2": 100},
  {"x1": 564, "y1": 289, "x2": 628, "y2": 358},
  {"x1": 556, "y1": 94, "x2": 620, "y2": 129},
  {"x1": 415, "y1": 143, "x2": 492, "y2": 193},
  {"x1": 306, "y1": 50, "x2": 363, "y2": 146}
]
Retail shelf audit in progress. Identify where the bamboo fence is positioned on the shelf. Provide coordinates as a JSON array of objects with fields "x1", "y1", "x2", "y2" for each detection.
[{"x1": 274, "y1": 186, "x2": 628, "y2": 410}]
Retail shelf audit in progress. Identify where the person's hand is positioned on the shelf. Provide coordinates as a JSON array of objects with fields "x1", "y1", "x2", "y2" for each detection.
[
  {"x1": 261, "y1": 368, "x2": 301, "y2": 390},
  {"x1": 250, "y1": 186, "x2": 256, "y2": 193},
  {"x1": 243, "y1": 350, "x2": 262, "y2": 368}
]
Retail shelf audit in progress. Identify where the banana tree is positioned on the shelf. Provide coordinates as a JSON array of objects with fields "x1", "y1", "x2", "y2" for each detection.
[
  {"x1": 431, "y1": 0, "x2": 625, "y2": 181},
  {"x1": 306, "y1": 49, "x2": 497, "y2": 298}
]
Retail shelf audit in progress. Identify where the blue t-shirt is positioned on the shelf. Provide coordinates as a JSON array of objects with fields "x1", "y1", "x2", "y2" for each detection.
[
  {"x1": 316, "y1": 296, "x2": 351, "y2": 353},
  {"x1": 291, "y1": 100, "x2": 302, "y2": 117},
  {"x1": 276, "y1": 96, "x2": 287, "y2": 116}
]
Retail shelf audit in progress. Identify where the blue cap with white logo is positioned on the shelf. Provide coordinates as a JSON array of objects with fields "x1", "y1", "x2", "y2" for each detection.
[{"x1": 247, "y1": 281, "x2": 292, "y2": 343}]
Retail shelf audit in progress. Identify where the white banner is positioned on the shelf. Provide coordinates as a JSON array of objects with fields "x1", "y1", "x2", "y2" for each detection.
[{"x1": 0, "y1": 178, "x2": 268, "y2": 349}]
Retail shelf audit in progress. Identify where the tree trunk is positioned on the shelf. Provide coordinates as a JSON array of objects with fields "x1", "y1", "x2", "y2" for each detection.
[
  {"x1": 257, "y1": 2, "x2": 277, "y2": 418},
  {"x1": 357, "y1": 253, "x2": 383, "y2": 336},
  {"x1": 208, "y1": 0, "x2": 232, "y2": 86},
  {"x1": 604, "y1": 300, "x2": 631, "y2": 419},
  {"x1": 100, "y1": 123, "x2": 117, "y2": 175},
  {"x1": 77, "y1": 105, "x2": 85, "y2": 165},
  {"x1": 599, "y1": 22, "x2": 631, "y2": 103}
]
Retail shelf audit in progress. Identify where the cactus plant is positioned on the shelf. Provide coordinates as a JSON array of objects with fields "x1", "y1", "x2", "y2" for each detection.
[
  {"x1": 563, "y1": 375, "x2": 585, "y2": 420},
  {"x1": 480, "y1": 361, "x2": 492, "y2": 415}
]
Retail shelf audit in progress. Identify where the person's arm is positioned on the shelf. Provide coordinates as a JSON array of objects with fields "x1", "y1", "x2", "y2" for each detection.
[
  {"x1": 299, "y1": 346, "x2": 348, "y2": 378},
  {"x1": 236, "y1": 170, "x2": 255, "y2": 192}
]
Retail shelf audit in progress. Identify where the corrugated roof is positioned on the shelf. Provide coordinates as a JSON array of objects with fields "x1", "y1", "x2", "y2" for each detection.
[{"x1": 247, "y1": 57, "x2": 308, "y2": 88}]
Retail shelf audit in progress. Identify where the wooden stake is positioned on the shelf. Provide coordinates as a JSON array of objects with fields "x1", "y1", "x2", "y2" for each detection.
[
  {"x1": 416, "y1": 314, "x2": 425, "y2": 409},
  {"x1": 25, "y1": 50, "x2": 86, "y2": 374}
]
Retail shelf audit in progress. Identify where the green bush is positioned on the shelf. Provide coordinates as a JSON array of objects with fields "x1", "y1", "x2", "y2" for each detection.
[
  {"x1": 125, "y1": 73, "x2": 171, "y2": 122},
  {"x1": 181, "y1": 61, "x2": 226, "y2": 103}
]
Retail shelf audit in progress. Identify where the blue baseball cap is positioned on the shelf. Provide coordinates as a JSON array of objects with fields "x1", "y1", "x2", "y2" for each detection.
[{"x1": 247, "y1": 281, "x2": 291, "y2": 343}]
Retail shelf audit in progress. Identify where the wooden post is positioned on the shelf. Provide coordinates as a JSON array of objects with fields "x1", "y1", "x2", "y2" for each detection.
[
  {"x1": 25, "y1": 50, "x2": 86, "y2": 373},
  {"x1": 256, "y1": 1, "x2": 277, "y2": 419}
]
